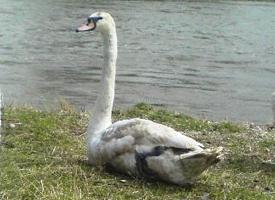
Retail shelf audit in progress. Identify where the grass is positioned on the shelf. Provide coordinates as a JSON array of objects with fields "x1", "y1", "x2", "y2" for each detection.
[{"x1": 0, "y1": 103, "x2": 274, "y2": 199}]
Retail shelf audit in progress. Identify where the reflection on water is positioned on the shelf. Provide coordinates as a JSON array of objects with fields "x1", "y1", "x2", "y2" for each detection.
[{"x1": 0, "y1": 0, "x2": 275, "y2": 123}]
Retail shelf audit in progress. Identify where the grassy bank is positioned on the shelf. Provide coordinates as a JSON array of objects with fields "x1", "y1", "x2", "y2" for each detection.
[{"x1": 0, "y1": 103, "x2": 274, "y2": 199}]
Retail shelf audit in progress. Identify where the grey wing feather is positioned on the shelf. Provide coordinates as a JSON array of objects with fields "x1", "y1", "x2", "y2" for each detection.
[{"x1": 100, "y1": 118, "x2": 204, "y2": 156}]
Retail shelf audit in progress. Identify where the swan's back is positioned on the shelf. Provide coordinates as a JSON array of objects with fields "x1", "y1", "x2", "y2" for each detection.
[{"x1": 103, "y1": 118, "x2": 204, "y2": 150}]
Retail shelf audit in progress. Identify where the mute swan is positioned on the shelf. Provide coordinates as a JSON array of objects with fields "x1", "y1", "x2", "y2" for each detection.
[{"x1": 76, "y1": 12, "x2": 223, "y2": 185}]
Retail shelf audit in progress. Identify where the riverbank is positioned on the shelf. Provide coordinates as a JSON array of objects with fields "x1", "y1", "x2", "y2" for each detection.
[{"x1": 0, "y1": 103, "x2": 274, "y2": 199}]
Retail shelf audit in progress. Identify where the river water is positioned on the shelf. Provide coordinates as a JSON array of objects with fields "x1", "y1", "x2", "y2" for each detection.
[{"x1": 0, "y1": 0, "x2": 275, "y2": 124}]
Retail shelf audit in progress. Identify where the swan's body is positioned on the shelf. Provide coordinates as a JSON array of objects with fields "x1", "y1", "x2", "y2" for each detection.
[{"x1": 77, "y1": 12, "x2": 222, "y2": 185}]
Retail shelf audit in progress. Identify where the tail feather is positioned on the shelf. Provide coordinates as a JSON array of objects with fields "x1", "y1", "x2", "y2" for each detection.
[
  {"x1": 178, "y1": 146, "x2": 223, "y2": 161},
  {"x1": 177, "y1": 146, "x2": 223, "y2": 180}
]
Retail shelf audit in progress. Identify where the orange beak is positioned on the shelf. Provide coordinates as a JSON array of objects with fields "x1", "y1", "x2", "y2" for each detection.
[{"x1": 76, "y1": 22, "x2": 96, "y2": 32}]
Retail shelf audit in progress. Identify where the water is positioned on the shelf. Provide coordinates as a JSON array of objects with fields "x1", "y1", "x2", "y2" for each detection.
[{"x1": 0, "y1": 0, "x2": 275, "y2": 124}]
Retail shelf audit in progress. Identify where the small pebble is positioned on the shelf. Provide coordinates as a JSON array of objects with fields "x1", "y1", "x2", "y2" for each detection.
[
  {"x1": 200, "y1": 193, "x2": 210, "y2": 200},
  {"x1": 9, "y1": 123, "x2": 16, "y2": 128}
]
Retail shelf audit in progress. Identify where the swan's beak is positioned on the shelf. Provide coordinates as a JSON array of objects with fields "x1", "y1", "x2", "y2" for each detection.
[{"x1": 76, "y1": 22, "x2": 95, "y2": 32}]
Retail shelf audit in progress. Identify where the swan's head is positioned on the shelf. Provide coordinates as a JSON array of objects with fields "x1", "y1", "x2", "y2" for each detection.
[{"x1": 76, "y1": 12, "x2": 115, "y2": 35}]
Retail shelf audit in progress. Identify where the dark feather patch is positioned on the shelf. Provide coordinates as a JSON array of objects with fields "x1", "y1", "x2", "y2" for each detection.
[
  {"x1": 135, "y1": 146, "x2": 192, "y2": 178},
  {"x1": 168, "y1": 147, "x2": 192, "y2": 155}
]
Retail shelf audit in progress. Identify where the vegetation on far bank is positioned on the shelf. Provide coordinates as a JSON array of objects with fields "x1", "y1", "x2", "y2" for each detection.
[{"x1": 0, "y1": 103, "x2": 274, "y2": 199}]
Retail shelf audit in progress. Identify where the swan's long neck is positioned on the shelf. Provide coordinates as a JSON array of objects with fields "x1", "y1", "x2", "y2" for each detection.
[{"x1": 88, "y1": 27, "x2": 117, "y2": 137}]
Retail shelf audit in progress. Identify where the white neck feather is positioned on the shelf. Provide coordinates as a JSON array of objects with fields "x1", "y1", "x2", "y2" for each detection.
[{"x1": 88, "y1": 27, "x2": 117, "y2": 137}]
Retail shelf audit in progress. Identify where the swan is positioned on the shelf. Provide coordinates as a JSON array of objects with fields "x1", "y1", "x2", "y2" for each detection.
[{"x1": 76, "y1": 12, "x2": 223, "y2": 185}]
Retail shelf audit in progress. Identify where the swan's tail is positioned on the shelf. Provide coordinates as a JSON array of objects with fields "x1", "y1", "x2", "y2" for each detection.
[
  {"x1": 177, "y1": 147, "x2": 223, "y2": 180},
  {"x1": 178, "y1": 146, "x2": 223, "y2": 162},
  {"x1": 136, "y1": 146, "x2": 223, "y2": 185}
]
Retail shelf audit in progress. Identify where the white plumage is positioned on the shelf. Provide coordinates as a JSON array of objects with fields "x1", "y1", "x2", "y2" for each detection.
[{"x1": 76, "y1": 12, "x2": 223, "y2": 185}]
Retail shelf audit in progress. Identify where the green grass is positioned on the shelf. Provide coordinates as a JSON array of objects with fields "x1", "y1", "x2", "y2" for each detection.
[{"x1": 1, "y1": 103, "x2": 274, "y2": 199}]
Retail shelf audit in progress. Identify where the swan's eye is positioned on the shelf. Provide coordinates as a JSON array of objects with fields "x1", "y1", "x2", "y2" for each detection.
[
  {"x1": 93, "y1": 16, "x2": 103, "y2": 22},
  {"x1": 87, "y1": 16, "x2": 103, "y2": 24}
]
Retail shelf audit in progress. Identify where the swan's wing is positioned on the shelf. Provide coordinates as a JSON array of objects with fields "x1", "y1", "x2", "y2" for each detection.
[
  {"x1": 98, "y1": 118, "x2": 204, "y2": 162},
  {"x1": 104, "y1": 118, "x2": 203, "y2": 148}
]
